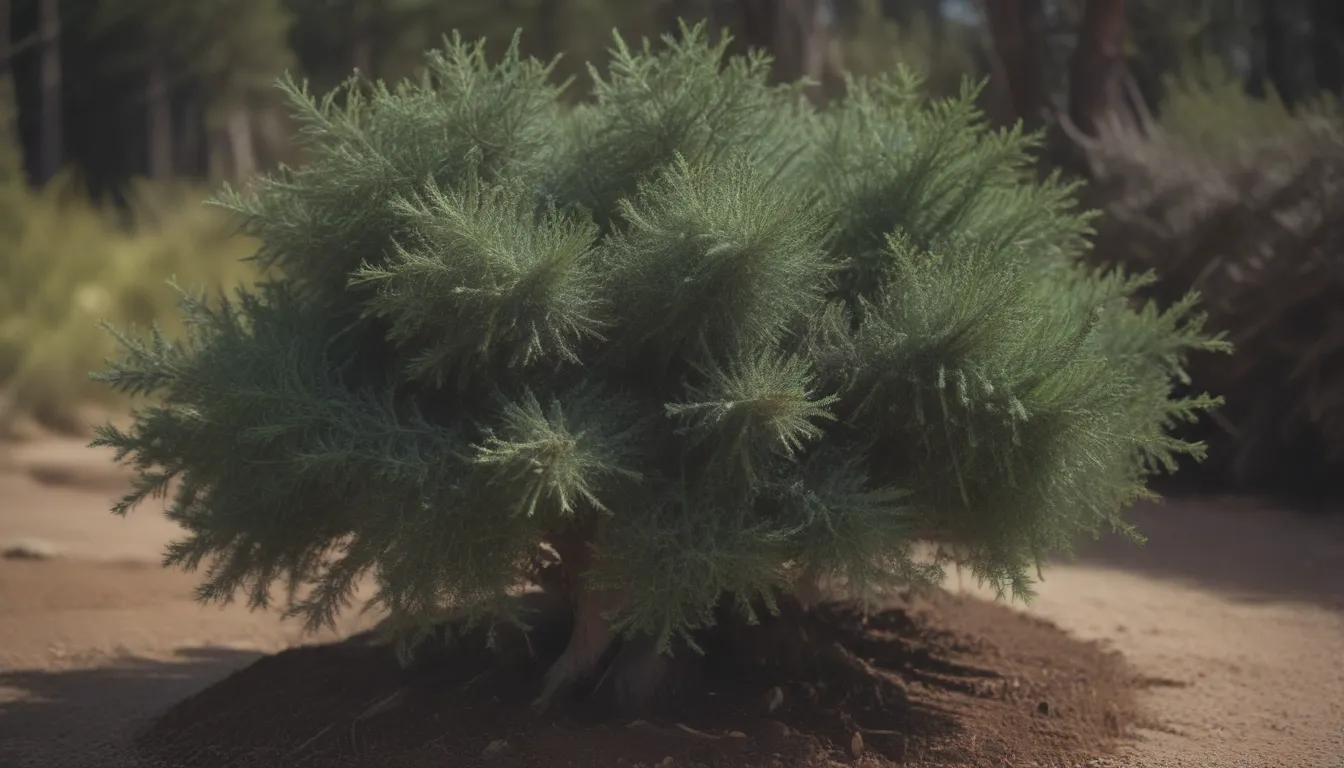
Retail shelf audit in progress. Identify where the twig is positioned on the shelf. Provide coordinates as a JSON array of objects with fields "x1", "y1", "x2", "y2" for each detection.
[
  {"x1": 675, "y1": 723, "x2": 719, "y2": 739},
  {"x1": 284, "y1": 723, "x2": 336, "y2": 758},
  {"x1": 355, "y1": 687, "x2": 409, "y2": 722}
]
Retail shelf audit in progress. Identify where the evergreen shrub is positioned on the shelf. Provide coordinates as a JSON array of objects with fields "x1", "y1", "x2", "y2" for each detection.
[{"x1": 94, "y1": 26, "x2": 1225, "y2": 711}]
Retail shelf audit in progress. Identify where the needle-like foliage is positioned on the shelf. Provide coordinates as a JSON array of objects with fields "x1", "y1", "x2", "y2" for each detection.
[{"x1": 93, "y1": 25, "x2": 1225, "y2": 666}]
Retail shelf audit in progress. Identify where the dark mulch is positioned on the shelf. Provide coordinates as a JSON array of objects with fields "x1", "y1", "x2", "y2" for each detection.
[{"x1": 134, "y1": 591, "x2": 1141, "y2": 768}]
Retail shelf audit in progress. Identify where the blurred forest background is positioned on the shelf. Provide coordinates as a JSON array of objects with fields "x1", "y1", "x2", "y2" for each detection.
[{"x1": 1, "y1": 0, "x2": 1341, "y2": 504}]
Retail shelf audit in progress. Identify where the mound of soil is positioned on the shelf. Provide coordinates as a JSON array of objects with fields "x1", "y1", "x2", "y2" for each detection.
[{"x1": 135, "y1": 591, "x2": 1140, "y2": 768}]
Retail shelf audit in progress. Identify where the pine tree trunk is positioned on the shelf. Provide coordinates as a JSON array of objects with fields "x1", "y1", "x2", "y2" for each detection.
[
  {"x1": 922, "y1": 0, "x2": 944, "y2": 41},
  {"x1": 36, "y1": 0, "x2": 60, "y2": 184},
  {"x1": 225, "y1": 108, "x2": 256, "y2": 181},
  {"x1": 1068, "y1": 0, "x2": 1130, "y2": 137},
  {"x1": 351, "y1": 0, "x2": 373, "y2": 76},
  {"x1": 1263, "y1": 0, "x2": 1316, "y2": 107},
  {"x1": 534, "y1": 0, "x2": 563, "y2": 62},
  {"x1": 1313, "y1": 0, "x2": 1344, "y2": 94},
  {"x1": 207, "y1": 136, "x2": 226, "y2": 183},
  {"x1": 981, "y1": 0, "x2": 1046, "y2": 127},
  {"x1": 0, "y1": 0, "x2": 9, "y2": 84},
  {"x1": 0, "y1": 0, "x2": 24, "y2": 190},
  {"x1": 178, "y1": 95, "x2": 202, "y2": 176},
  {"x1": 715, "y1": 0, "x2": 837, "y2": 103},
  {"x1": 0, "y1": 0, "x2": 12, "y2": 139},
  {"x1": 146, "y1": 56, "x2": 173, "y2": 180}
]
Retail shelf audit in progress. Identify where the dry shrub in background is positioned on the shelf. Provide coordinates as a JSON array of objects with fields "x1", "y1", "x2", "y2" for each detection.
[
  {"x1": 0, "y1": 176, "x2": 260, "y2": 436},
  {"x1": 1071, "y1": 62, "x2": 1344, "y2": 498},
  {"x1": 833, "y1": 0, "x2": 984, "y2": 99}
]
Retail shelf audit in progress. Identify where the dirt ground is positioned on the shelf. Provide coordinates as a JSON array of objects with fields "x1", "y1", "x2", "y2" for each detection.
[{"x1": 1, "y1": 435, "x2": 1342, "y2": 768}]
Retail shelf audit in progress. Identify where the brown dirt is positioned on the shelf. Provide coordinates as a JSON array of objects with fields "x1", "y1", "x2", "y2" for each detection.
[
  {"x1": 133, "y1": 593, "x2": 1139, "y2": 768},
  {"x1": 5, "y1": 435, "x2": 1344, "y2": 768}
]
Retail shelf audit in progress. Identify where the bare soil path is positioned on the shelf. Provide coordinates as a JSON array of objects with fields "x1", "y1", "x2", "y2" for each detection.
[
  {"x1": 984, "y1": 498, "x2": 1344, "y2": 767},
  {"x1": 1, "y1": 436, "x2": 1340, "y2": 767}
]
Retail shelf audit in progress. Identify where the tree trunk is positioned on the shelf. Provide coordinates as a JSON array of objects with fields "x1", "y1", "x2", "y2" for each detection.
[
  {"x1": 351, "y1": 0, "x2": 373, "y2": 76},
  {"x1": 981, "y1": 0, "x2": 1046, "y2": 127},
  {"x1": 1263, "y1": 0, "x2": 1316, "y2": 107},
  {"x1": 714, "y1": 0, "x2": 837, "y2": 102},
  {"x1": 1068, "y1": 0, "x2": 1130, "y2": 136},
  {"x1": 146, "y1": 56, "x2": 173, "y2": 180},
  {"x1": 0, "y1": 0, "x2": 23, "y2": 189},
  {"x1": 178, "y1": 95, "x2": 203, "y2": 176},
  {"x1": 36, "y1": 0, "x2": 60, "y2": 184},
  {"x1": 657, "y1": 0, "x2": 699, "y2": 36},
  {"x1": 207, "y1": 134, "x2": 226, "y2": 183},
  {"x1": 225, "y1": 107, "x2": 256, "y2": 182},
  {"x1": 258, "y1": 108, "x2": 288, "y2": 170},
  {"x1": 0, "y1": 0, "x2": 9, "y2": 82},
  {"x1": 1313, "y1": 0, "x2": 1344, "y2": 95},
  {"x1": 529, "y1": 526, "x2": 628, "y2": 714},
  {"x1": 534, "y1": 0, "x2": 563, "y2": 62},
  {"x1": 920, "y1": 0, "x2": 945, "y2": 42}
]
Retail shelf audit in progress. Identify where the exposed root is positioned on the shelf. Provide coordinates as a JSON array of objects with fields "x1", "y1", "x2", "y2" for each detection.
[
  {"x1": 597, "y1": 633, "x2": 671, "y2": 716},
  {"x1": 530, "y1": 587, "x2": 619, "y2": 714},
  {"x1": 529, "y1": 529, "x2": 628, "y2": 715}
]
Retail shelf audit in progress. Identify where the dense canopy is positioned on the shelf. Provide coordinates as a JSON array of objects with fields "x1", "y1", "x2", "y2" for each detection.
[{"x1": 94, "y1": 26, "x2": 1224, "y2": 707}]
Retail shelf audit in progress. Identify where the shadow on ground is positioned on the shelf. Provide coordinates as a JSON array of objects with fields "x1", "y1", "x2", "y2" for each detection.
[
  {"x1": 1069, "y1": 497, "x2": 1344, "y2": 611},
  {"x1": 0, "y1": 646, "x2": 262, "y2": 768}
]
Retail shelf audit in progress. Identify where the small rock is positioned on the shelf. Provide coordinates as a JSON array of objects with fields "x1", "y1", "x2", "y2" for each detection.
[
  {"x1": 887, "y1": 733, "x2": 908, "y2": 761},
  {"x1": 1103, "y1": 706, "x2": 1121, "y2": 733},
  {"x1": 850, "y1": 731, "x2": 864, "y2": 758},
  {"x1": 727, "y1": 730, "x2": 747, "y2": 738},
  {"x1": 0, "y1": 413, "x2": 45, "y2": 443},
  {"x1": 765, "y1": 720, "x2": 791, "y2": 738},
  {"x1": 765, "y1": 685, "x2": 785, "y2": 713},
  {"x1": 1036, "y1": 700, "x2": 1052, "y2": 717},
  {"x1": 481, "y1": 739, "x2": 509, "y2": 757},
  {"x1": 2, "y1": 538, "x2": 61, "y2": 560},
  {"x1": 659, "y1": 757, "x2": 674, "y2": 767}
]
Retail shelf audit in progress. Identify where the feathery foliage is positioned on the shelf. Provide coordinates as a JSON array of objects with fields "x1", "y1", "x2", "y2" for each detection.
[{"x1": 94, "y1": 25, "x2": 1224, "y2": 658}]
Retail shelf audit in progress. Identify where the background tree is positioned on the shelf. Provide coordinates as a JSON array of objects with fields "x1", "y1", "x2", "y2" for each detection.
[
  {"x1": 1312, "y1": 0, "x2": 1344, "y2": 93},
  {"x1": 0, "y1": 0, "x2": 26, "y2": 229},
  {"x1": 85, "y1": 0, "x2": 295, "y2": 182},
  {"x1": 980, "y1": 0, "x2": 1046, "y2": 127},
  {"x1": 1263, "y1": 0, "x2": 1316, "y2": 107},
  {"x1": 1067, "y1": 0, "x2": 1133, "y2": 135},
  {"x1": 713, "y1": 0, "x2": 839, "y2": 100},
  {"x1": 35, "y1": 0, "x2": 58, "y2": 183}
]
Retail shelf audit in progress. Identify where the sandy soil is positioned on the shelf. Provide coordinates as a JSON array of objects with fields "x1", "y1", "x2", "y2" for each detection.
[
  {"x1": 965, "y1": 499, "x2": 1344, "y2": 768},
  {"x1": 1, "y1": 436, "x2": 1341, "y2": 767}
]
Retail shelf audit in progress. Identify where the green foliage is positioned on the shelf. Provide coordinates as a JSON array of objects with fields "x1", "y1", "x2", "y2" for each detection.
[
  {"x1": 94, "y1": 26, "x2": 1224, "y2": 653},
  {"x1": 218, "y1": 35, "x2": 566, "y2": 301}
]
